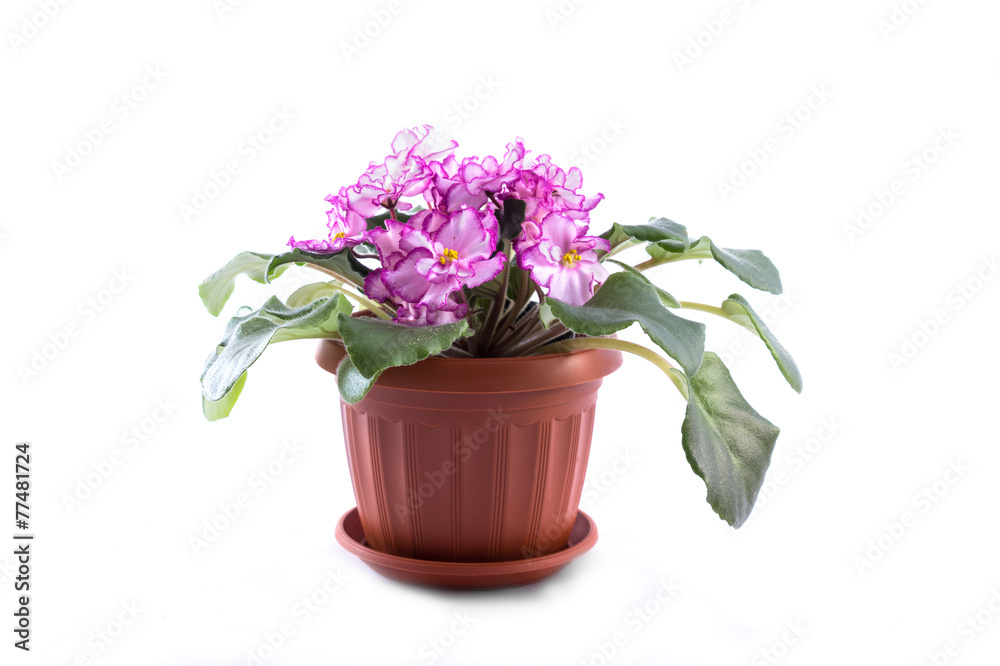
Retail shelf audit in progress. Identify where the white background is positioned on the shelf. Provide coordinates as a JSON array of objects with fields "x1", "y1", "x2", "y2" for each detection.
[{"x1": 3, "y1": 0, "x2": 999, "y2": 664}]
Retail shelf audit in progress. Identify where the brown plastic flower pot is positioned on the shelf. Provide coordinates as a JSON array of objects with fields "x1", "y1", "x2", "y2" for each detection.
[{"x1": 316, "y1": 340, "x2": 622, "y2": 569}]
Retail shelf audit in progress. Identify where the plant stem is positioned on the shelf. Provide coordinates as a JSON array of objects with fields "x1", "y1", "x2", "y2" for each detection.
[
  {"x1": 678, "y1": 301, "x2": 728, "y2": 318},
  {"x1": 440, "y1": 345, "x2": 475, "y2": 358},
  {"x1": 490, "y1": 303, "x2": 542, "y2": 351},
  {"x1": 336, "y1": 288, "x2": 394, "y2": 320},
  {"x1": 678, "y1": 301, "x2": 757, "y2": 333},
  {"x1": 496, "y1": 322, "x2": 568, "y2": 357},
  {"x1": 496, "y1": 268, "x2": 532, "y2": 337},
  {"x1": 304, "y1": 265, "x2": 393, "y2": 320},
  {"x1": 634, "y1": 250, "x2": 712, "y2": 272},
  {"x1": 601, "y1": 239, "x2": 637, "y2": 261},
  {"x1": 477, "y1": 240, "x2": 512, "y2": 352},
  {"x1": 532, "y1": 337, "x2": 689, "y2": 400},
  {"x1": 301, "y1": 263, "x2": 363, "y2": 290}
]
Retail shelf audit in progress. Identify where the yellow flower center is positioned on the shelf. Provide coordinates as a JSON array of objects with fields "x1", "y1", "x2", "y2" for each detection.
[
  {"x1": 561, "y1": 250, "x2": 581, "y2": 267},
  {"x1": 333, "y1": 232, "x2": 346, "y2": 239},
  {"x1": 439, "y1": 248, "x2": 459, "y2": 265}
]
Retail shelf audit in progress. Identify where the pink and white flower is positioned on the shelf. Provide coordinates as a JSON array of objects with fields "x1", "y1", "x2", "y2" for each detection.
[
  {"x1": 287, "y1": 188, "x2": 367, "y2": 254},
  {"x1": 518, "y1": 212, "x2": 610, "y2": 306},
  {"x1": 345, "y1": 125, "x2": 458, "y2": 217},
  {"x1": 291, "y1": 126, "x2": 609, "y2": 325},
  {"x1": 379, "y1": 207, "x2": 504, "y2": 308}
]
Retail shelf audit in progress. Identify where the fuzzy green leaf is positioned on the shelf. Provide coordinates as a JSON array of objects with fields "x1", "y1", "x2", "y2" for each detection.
[
  {"x1": 547, "y1": 272, "x2": 705, "y2": 376},
  {"x1": 336, "y1": 315, "x2": 471, "y2": 401},
  {"x1": 200, "y1": 295, "x2": 352, "y2": 408},
  {"x1": 202, "y1": 372, "x2": 247, "y2": 421},
  {"x1": 602, "y1": 218, "x2": 690, "y2": 253},
  {"x1": 606, "y1": 260, "x2": 681, "y2": 308},
  {"x1": 722, "y1": 294, "x2": 802, "y2": 392},
  {"x1": 266, "y1": 248, "x2": 370, "y2": 285},
  {"x1": 199, "y1": 251, "x2": 291, "y2": 316},
  {"x1": 648, "y1": 236, "x2": 782, "y2": 295},
  {"x1": 681, "y1": 352, "x2": 780, "y2": 528},
  {"x1": 336, "y1": 355, "x2": 381, "y2": 405},
  {"x1": 286, "y1": 281, "x2": 341, "y2": 308}
]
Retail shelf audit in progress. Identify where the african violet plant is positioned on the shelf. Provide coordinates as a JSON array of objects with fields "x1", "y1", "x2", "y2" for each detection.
[{"x1": 199, "y1": 125, "x2": 801, "y2": 527}]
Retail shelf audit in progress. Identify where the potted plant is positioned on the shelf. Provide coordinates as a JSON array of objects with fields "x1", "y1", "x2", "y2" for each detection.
[{"x1": 199, "y1": 126, "x2": 801, "y2": 588}]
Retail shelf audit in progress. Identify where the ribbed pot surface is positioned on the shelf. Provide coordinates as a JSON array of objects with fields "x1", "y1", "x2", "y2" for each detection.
[{"x1": 316, "y1": 340, "x2": 622, "y2": 563}]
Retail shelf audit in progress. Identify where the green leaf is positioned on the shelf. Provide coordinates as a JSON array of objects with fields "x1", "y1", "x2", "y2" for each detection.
[
  {"x1": 681, "y1": 352, "x2": 780, "y2": 528},
  {"x1": 709, "y1": 241, "x2": 782, "y2": 295},
  {"x1": 537, "y1": 301, "x2": 557, "y2": 330},
  {"x1": 336, "y1": 315, "x2": 471, "y2": 402},
  {"x1": 266, "y1": 248, "x2": 370, "y2": 286},
  {"x1": 199, "y1": 251, "x2": 290, "y2": 316},
  {"x1": 547, "y1": 272, "x2": 705, "y2": 376},
  {"x1": 336, "y1": 355, "x2": 381, "y2": 405},
  {"x1": 201, "y1": 294, "x2": 352, "y2": 406},
  {"x1": 606, "y1": 260, "x2": 680, "y2": 308},
  {"x1": 286, "y1": 281, "x2": 341, "y2": 308},
  {"x1": 601, "y1": 218, "x2": 690, "y2": 253},
  {"x1": 722, "y1": 294, "x2": 802, "y2": 393},
  {"x1": 647, "y1": 236, "x2": 783, "y2": 295},
  {"x1": 202, "y1": 371, "x2": 247, "y2": 421}
]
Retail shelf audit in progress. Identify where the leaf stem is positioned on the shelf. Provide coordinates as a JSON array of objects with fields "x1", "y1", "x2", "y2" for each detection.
[
  {"x1": 495, "y1": 322, "x2": 568, "y2": 357},
  {"x1": 677, "y1": 301, "x2": 728, "y2": 317},
  {"x1": 477, "y1": 240, "x2": 513, "y2": 352},
  {"x1": 532, "y1": 337, "x2": 690, "y2": 400},
  {"x1": 300, "y1": 263, "x2": 363, "y2": 290},
  {"x1": 304, "y1": 265, "x2": 393, "y2": 320},
  {"x1": 634, "y1": 250, "x2": 712, "y2": 272},
  {"x1": 678, "y1": 300, "x2": 756, "y2": 332},
  {"x1": 601, "y1": 239, "x2": 638, "y2": 261},
  {"x1": 496, "y1": 268, "x2": 532, "y2": 337}
]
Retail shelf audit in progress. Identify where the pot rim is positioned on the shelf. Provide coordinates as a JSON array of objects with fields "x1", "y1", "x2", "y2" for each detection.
[{"x1": 315, "y1": 338, "x2": 623, "y2": 394}]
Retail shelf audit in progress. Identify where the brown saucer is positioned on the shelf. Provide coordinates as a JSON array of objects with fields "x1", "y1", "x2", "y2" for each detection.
[{"x1": 335, "y1": 507, "x2": 598, "y2": 590}]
